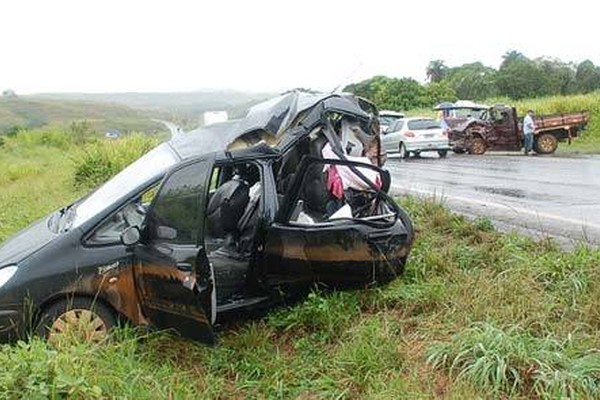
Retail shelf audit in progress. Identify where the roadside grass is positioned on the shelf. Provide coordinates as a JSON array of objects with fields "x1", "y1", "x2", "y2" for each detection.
[
  {"x1": 0, "y1": 129, "x2": 158, "y2": 241},
  {"x1": 0, "y1": 130, "x2": 80, "y2": 241},
  {"x1": 72, "y1": 133, "x2": 160, "y2": 188},
  {"x1": 0, "y1": 133, "x2": 599, "y2": 398}
]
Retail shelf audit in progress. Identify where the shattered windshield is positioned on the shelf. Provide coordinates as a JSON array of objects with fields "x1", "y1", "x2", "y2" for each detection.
[{"x1": 68, "y1": 143, "x2": 180, "y2": 229}]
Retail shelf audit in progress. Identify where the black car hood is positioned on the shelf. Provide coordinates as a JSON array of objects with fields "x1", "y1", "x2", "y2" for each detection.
[{"x1": 0, "y1": 217, "x2": 58, "y2": 266}]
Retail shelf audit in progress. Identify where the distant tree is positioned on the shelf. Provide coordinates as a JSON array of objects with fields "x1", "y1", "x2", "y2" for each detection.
[
  {"x1": 4, "y1": 125, "x2": 22, "y2": 137},
  {"x1": 535, "y1": 57, "x2": 577, "y2": 95},
  {"x1": 500, "y1": 50, "x2": 527, "y2": 69},
  {"x1": 426, "y1": 60, "x2": 448, "y2": 83},
  {"x1": 422, "y1": 81, "x2": 457, "y2": 104},
  {"x1": 344, "y1": 76, "x2": 429, "y2": 110},
  {"x1": 575, "y1": 60, "x2": 600, "y2": 93},
  {"x1": 378, "y1": 77, "x2": 426, "y2": 110},
  {"x1": 345, "y1": 49, "x2": 599, "y2": 107},
  {"x1": 496, "y1": 54, "x2": 547, "y2": 99},
  {"x1": 445, "y1": 62, "x2": 498, "y2": 100}
]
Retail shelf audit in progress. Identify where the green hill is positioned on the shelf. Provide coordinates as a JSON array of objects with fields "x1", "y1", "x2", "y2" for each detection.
[
  {"x1": 29, "y1": 91, "x2": 275, "y2": 128},
  {"x1": 0, "y1": 97, "x2": 164, "y2": 134}
]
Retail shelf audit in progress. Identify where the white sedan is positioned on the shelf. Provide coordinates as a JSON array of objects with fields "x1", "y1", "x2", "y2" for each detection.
[{"x1": 381, "y1": 117, "x2": 451, "y2": 159}]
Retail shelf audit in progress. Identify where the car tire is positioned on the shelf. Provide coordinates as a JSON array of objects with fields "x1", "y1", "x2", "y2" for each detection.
[
  {"x1": 534, "y1": 133, "x2": 558, "y2": 154},
  {"x1": 469, "y1": 137, "x2": 486, "y2": 155},
  {"x1": 399, "y1": 143, "x2": 409, "y2": 159},
  {"x1": 36, "y1": 297, "x2": 117, "y2": 343},
  {"x1": 453, "y1": 147, "x2": 465, "y2": 154},
  {"x1": 438, "y1": 150, "x2": 448, "y2": 158}
]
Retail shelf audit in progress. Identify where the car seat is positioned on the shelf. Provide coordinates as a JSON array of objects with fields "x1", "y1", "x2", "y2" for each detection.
[
  {"x1": 206, "y1": 177, "x2": 250, "y2": 240},
  {"x1": 206, "y1": 177, "x2": 251, "y2": 304}
]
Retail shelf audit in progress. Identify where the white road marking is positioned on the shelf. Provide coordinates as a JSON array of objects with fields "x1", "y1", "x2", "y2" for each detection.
[{"x1": 392, "y1": 185, "x2": 600, "y2": 231}]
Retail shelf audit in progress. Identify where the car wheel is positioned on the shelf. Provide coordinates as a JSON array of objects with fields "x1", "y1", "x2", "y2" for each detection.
[
  {"x1": 453, "y1": 147, "x2": 465, "y2": 154},
  {"x1": 534, "y1": 133, "x2": 558, "y2": 154},
  {"x1": 36, "y1": 297, "x2": 117, "y2": 344},
  {"x1": 399, "y1": 143, "x2": 409, "y2": 159},
  {"x1": 469, "y1": 137, "x2": 487, "y2": 155},
  {"x1": 438, "y1": 150, "x2": 448, "y2": 158}
]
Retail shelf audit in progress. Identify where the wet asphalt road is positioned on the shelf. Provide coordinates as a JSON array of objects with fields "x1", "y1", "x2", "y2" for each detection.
[{"x1": 387, "y1": 153, "x2": 600, "y2": 248}]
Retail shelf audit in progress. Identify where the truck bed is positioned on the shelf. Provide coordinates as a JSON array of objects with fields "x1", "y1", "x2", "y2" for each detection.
[{"x1": 535, "y1": 111, "x2": 589, "y2": 132}]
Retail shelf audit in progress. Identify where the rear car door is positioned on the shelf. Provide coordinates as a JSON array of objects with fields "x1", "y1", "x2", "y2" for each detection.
[
  {"x1": 261, "y1": 156, "x2": 412, "y2": 293},
  {"x1": 133, "y1": 155, "x2": 216, "y2": 343}
]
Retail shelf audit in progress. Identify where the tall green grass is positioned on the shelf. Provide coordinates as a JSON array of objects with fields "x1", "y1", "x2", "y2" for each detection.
[
  {"x1": 73, "y1": 134, "x2": 160, "y2": 188},
  {"x1": 0, "y1": 129, "x2": 159, "y2": 241},
  {"x1": 427, "y1": 323, "x2": 600, "y2": 399}
]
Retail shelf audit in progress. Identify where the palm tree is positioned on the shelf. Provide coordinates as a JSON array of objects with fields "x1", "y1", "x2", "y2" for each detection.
[
  {"x1": 426, "y1": 60, "x2": 448, "y2": 83},
  {"x1": 500, "y1": 50, "x2": 526, "y2": 69}
]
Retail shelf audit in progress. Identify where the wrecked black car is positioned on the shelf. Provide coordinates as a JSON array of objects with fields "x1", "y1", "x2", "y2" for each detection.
[{"x1": 0, "y1": 92, "x2": 414, "y2": 344}]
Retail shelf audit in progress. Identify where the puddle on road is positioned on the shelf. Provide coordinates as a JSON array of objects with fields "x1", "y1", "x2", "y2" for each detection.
[{"x1": 475, "y1": 186, "x2": 526, "y2": 198}]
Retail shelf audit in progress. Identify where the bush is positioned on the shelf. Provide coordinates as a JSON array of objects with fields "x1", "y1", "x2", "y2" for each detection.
[
  {"x1": 10, "y1": 128, "x2": 72, "y2": 149},
  {"x1": 73, "y1": 134, "x2": 159, "y2": 188}
]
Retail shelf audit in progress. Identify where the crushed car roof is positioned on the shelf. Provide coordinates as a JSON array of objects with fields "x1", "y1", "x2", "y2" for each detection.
[{"x1": 169, "y1": 92, "x2": 375, "y2": 159}]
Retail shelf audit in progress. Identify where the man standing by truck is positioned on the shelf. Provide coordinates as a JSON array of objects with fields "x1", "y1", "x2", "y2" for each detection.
[{"x1": 523, "y1": 109, "x2": 536, "y2": 155}]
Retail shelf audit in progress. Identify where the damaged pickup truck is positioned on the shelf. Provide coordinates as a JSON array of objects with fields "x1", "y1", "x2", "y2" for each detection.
[
  {"x1": 0, "y1": 92, "x2": 414, "y2": 344},
  {"x1": 438, "y1": 102, "x2": 589, "y2": 155}
]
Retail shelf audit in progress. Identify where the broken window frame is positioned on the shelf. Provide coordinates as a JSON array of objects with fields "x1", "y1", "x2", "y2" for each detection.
[{"x1": 276, "y1": 156, "x2": 398, "y2": 228}]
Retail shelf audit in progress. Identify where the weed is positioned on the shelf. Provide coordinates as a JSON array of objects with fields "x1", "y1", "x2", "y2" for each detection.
[
  {"x1": 267, "y1": 290, "x2": 361, "y2": 342},
  {"x1": 427, "y1": 323, "x2": 600, "y2": 398}
]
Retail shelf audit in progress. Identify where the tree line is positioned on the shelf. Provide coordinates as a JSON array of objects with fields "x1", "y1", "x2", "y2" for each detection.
[{"x1": 343, "y1": 50, "x2": 600, "y2": 111}]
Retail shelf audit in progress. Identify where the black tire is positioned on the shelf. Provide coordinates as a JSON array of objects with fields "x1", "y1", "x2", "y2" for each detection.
[
  {"x1": 36, "y1": 297, "x2": 117, "y2": 343},
  {"x1": 438, "y1": 150, "x2": 448, "y2": 158},
  {"x1": 534, "y1": 133, "x2": 558, "y2": 154},
  {"x1": 399, "y1": 143, "x2": 409, "y2": 159},
  {"x1": 453, "y1": 147, "x2": 465, "y2": 154},
  {"x1": 469, "y1": 137, "x2": 487, "y2": 155}
]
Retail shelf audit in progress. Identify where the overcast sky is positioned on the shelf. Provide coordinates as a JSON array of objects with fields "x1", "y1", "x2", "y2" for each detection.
[{"x1": 1, "y1": 0, "x2": 598, "y2": 94}]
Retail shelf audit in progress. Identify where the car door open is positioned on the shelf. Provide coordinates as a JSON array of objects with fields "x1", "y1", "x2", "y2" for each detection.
[{"x1": 133, "y1": 155, "x2": 216, "y2": 343}]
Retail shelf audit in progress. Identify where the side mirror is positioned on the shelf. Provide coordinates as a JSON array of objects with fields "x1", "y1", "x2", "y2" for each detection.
[
  {"x1": 156, "y1": 225, "x2": 177, "y2": 240},
  {"x1": 121, "y1": 226, "x2": 141, "y2": 246}
]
